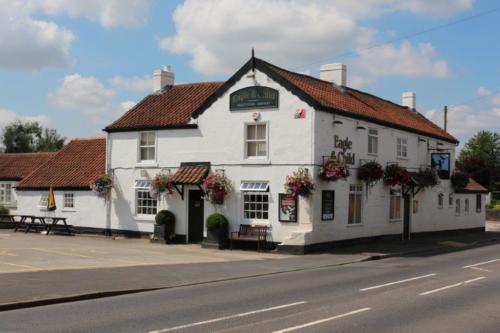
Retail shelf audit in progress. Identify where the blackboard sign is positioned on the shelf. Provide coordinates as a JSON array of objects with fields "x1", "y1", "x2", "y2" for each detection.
[
  {"x1": 230, "y1": 86, "x2": 279, "y2": 110},
  {"x1": 279, "y1": 193, "x2": 297, "y2": 223},
  {"x1": 321, "y1": 190, "x2": 335, "y2": 221}
]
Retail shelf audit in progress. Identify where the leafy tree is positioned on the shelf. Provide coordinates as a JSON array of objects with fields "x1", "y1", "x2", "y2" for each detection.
[
  {"x1": 457, "y1": 131, "x2": 500, "y2": 190},
  {"x1": 1, "y1": 121, "x2": 65, "y2": 153}
]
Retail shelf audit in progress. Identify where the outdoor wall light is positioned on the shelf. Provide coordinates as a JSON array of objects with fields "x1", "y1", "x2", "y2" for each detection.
[
  {"x1": 332, "y1": 115, "x2": 343, "y2": 125},
  {"x1": 355, "y1": 122, "x2": 366, "y2": 130}
]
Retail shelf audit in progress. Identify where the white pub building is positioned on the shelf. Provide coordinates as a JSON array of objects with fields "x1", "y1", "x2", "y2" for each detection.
[{"x1": 101, "y1": 56, "x2": 486, "y2": 253}]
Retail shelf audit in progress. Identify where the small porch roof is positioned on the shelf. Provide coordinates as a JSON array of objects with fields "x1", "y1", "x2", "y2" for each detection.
[{"x1": 169, "y1": 163, "x2": 209, "y2": 185}]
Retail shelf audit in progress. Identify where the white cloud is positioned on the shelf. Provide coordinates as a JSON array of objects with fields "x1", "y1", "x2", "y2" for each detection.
[
  {"x1": 350, "y1": 41, "x2": 449, "y2": 87},
  {"x1": 119, "y1": 101, "x2": 137, "y2": 112},
  {"x1": 27, "y1": 0, "x2": 152, "y2": 28},
  {"x1": 111, "y1": 76, "x2": 152, "y2": 92},
  {"x1": 0, "y1": 108, "x2": 52, "y2": 132},
  {"x1": 476, "y1": 86, "x2": 492, "y2": 97},
  {"x1": 49, "y1": 74, "x2": 132, "y2": 124},
  {"x1": 160, "y1": 0, "x2": 471, "y2": 77},
  {"x1": 0, "y1": 1, "x2": 74, "y2": 71}
]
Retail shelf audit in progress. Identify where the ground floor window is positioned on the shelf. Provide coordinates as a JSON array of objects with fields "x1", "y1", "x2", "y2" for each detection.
[
  {"x1": 39, "y1": 193, "x2": 48, "y2": 208},
  {"x1": 243, "y1": 193, "x2": 269, "y2": 220},
  {"x1": 0, "y1": 183, "x2": 13, "y2": 205},
  {"x1": 465, "y1": 198, "x2": 470, "y2": 214},
  {"x1": 438, "y1": 193, "x2": 444, "y2": 209},
  {"x1": 63, "y1": 193, "x2": 75, "y2": 209},
  {"x1": 456, "y1": 198, "x2": 461, "y2": 215},
  {"x1": 390, "y1": 191, "x2": 402, "y2": 221},
  {"x1": 136, "y1": 190, "x2": 157, "y2": 215},
  {"x1": 348, "y1": 184, "x2": 363, "y2": 224},
  {"x1": 476, "y1": 194, "x2": 482, "y2": 213}
]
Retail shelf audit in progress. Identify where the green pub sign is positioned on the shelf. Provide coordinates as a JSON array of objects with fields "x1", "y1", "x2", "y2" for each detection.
[{"x1": 230, "y1": 86, "x2": 279, "y2": 110}]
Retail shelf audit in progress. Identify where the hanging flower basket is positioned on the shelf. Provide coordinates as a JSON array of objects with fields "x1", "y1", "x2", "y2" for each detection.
[
  {"x1": 414, "y1": 169, "x2": 439, "y2": 189},
  {"x1": 91, "y1": 174, "x2": 113, "y2": 197},
  {"x1": 357, "y1": 161, "x2": 383, "y2": 189},
  {"x1": 150, "y1": 173, "x2": 175, "y2": 198},
  {"x1": 451, "y1": 171, "x2": 469, "y2": 191},
  {"x1": 383, "y1": 164, "x2": 411, "y2": 187},
  {"x1": 203, "y1": 172, "x2": 232, "y2": 205},
  {"x1": 285, "y1": 168, "x2": 315, "y2": 197},
  {"x1": 319, "y1": 157, "x2": 350, "y2": 181}
]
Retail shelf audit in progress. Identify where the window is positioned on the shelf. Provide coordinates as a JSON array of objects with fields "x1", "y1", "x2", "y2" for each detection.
[
  {"x1": 456, "y1": 199, "x2": 461, "y2": 215},
  {"x1": 449, "y1": 193, "x2": 453, "y2": 206},
  {"x1": 368, "y1": 129, "x2": 378, "y2": 155},
  {"x1": 0, "y1": 183, "x2": 13, "y2": 205},
  {"x1": 63, "y1": 193, "x2": 75, "y2": 209},
  {"x1": 348, "y1": 184, "x2": 363, "y2": 224},
  {"x1": 321, "y1": 191, "x2": 335, "y2": 221},
  {"x1": 476, "y1": 194, "x2": 482, "y2": 213},
  {"x1": 438, "y1": 193, "x2": 444, "y2": 209},
  {"x1": 240, "y1": 182, "x2": 269, "y2": 191},
  {"x1": 389, "y1": 191, "x2": 402, "y2": 221},
  {"x1": 243, "y1": 193, "x2": 269, "y2": 220},
  {"x1": 396, "y1": 137, "x2": 408, "y2": 159},
  {"x1": 139, "y1": 132, "x2": 156, "y2": 162},
  {"x1": 465, "y1": 199, "x2": 470, "y2": 215},
  {"x1": 39, "y1": 193, "x2": 48, "y2": 208},
  {"x1": 136, "y1": 190, "x2": 157, "y2": 215},
  {"x1": 245, "y1": 123, "x2": 267, "y2": 158}
]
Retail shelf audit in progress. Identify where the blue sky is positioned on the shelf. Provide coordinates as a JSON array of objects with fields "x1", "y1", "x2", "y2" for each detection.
[{"x1": 0, "y1": 0, "x2": 499, "y2": 146}]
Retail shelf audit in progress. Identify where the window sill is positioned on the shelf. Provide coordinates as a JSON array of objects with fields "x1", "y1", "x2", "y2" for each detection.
[
  {"x1": 367, "y1": 153, "x2": 378, "y2": 157},
  {"x1": 62, "y1": 209, "x2": 76, "y2": 213},
  {"x1": 135, "y1": 162, "x2": 159, "y2": 168},
  {"x1": 389, "y1": 219, "x2": 402, "y2": 223},
  {"x1": 241, "y1": 159, "x2": 271, "y2": 165},
  {"x1": 134, "y1": 215, "x2": 156, "y2": 222},
  {"x1": 396, "y1": 157, "x2": 408, "y2": 161},
  {"x1": 347, "y1": 223, "x2": 363, "y2": 227}
]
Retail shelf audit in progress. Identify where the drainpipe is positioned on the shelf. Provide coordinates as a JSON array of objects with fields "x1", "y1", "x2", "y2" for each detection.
[{"x1": 105, "y1": 132, "x2": 112, "y2": 235}]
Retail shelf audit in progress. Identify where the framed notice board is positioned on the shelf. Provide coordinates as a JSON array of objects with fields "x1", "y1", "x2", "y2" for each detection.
[
  {"x1": 321, "y1": 190, "x2": 335, "y2": 221},
  {"x1": 279, "y1": 193, "x2": 297, "y2": 223}
]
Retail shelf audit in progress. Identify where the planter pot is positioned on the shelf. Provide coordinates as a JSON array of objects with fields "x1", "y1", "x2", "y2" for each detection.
[
  {"x1": 206, "y1": 226, "x2": 229, "y2": 248},
  {"x1": 153, "y1": 222, "x2": 176, "y2": 244}
]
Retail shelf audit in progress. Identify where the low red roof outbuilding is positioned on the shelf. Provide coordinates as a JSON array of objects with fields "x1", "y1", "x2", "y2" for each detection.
[{"x1": 0, "y1": 152, "x2": 56, "y2": 181}]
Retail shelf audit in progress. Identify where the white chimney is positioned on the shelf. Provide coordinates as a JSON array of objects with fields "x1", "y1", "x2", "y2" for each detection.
[
  {"x1": 320, "y1": 63, "x2": 346, "y2": 86},
  {"x1": 153, "y1": 65, "x2": 175, "y2": 92},
  {"x1": 402, "y1": 92, "x2": 416, "y2": 110}
]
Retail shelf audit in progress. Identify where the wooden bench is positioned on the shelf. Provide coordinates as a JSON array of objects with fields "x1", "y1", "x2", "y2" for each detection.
[{"x1": 230, "y1": 224, "x2": 269, "y2": 251}]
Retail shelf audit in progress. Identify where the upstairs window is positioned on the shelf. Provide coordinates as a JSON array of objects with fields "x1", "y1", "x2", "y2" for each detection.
[
  {"x1": 368, "y1": 129, "x2": 378, "y2": 155},
  {"x1": 245, "y1": 123, "x2": 267, "y2": 158},
  {"x1": 139, "y1": 132, "x2": 156, "y2": 162},
  {"x1": 0, "y1": 183, "x2": 13, "y2": 205},
  {"x1": 465, "y1": 199, "x2": 469, "y2": 215},
  {"x1": 449, "y1": 193, "x2": 454, "y2": 206},
  {"x1": 396, "y1": 137, "x2": 408, "y2": 159},
  {"x1": 39, "y1": 193, "x2": 48, "y2": 208}
]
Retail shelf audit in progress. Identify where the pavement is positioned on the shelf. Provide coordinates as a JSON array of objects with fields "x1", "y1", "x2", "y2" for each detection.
[
  {"x1": 2, "y1": 236, "x2": 500, "y2": 332},
  {"x1": 0, "y1": 222, "x2": 499, "y2": 311}
]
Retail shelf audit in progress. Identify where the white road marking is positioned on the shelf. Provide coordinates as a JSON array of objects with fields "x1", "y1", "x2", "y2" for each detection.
[
  {"x1": 149, "y1": 301, "x2": 306, "y2": 333},
  {"x1": 470, "y1": 266, "x2": 492, "y2": 273},
  {"x1": 463, "y1": 259, "x2": 500, "y2": 269},
  {"x1": 419, "y1": 276, "x2": 485, "y2": 296},
  {"x1": 360, "y1": 273, "x2": 437, "y2": 291},
  {"x1": 272, "y1": 307, "x2": 372, "y2": 333}
]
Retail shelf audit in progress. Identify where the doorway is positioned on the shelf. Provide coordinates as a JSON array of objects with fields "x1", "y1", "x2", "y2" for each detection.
[
  {"x1": 188, "y1": 190, "x2": 204, "y2": 243},
  {"x1": 403, "y1": 194, "x2": 411, "y2": 240}
]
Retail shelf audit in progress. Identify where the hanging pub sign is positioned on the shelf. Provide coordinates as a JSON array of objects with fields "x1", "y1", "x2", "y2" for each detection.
[
  {"x1": 230, "y1": 86, "x2": 279, "y2": 110},
  {"x1": 279, "y1": 193, "x2": 298, "y2": 223},
  {"x1": 431, "y1": 152, "x2": 450, "y2": 179},
  {"x1": 332, "y1": 135, "x2": 356, "y2": 165}
]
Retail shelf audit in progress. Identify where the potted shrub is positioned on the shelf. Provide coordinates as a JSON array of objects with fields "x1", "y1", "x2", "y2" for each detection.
[
  {"x1": 318, "y1": 156, "x2": 350, "y2": 181},
  {"x1": 383, "y1": 164, "x2": 411, "y2": 187},
  {"x1": 205, "y1": 213, "x2": 229, "y2": 248},
  {"x1": 203, "y1": 172, "x2": 232, "y2": 205},
  {"x1": 285, "y1": 168, "x2": 315, "y2": 197},
  {"x1": 357, "y1": 161, "x2": 383, "y2": 189},
  {"x1": 91, "y1": 174, "x2": 113, "y2": 197},
  {"x1": 154, "y1": 210, "x2": 176, "y2": 243},
  {"x1": 451, "y1": 171, "x2": 469, "y2": 191}
]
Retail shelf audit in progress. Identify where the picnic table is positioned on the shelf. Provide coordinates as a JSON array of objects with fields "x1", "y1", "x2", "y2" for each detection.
[{"x1": 1, "y1": 214, "x2": 73, "y2": 236}]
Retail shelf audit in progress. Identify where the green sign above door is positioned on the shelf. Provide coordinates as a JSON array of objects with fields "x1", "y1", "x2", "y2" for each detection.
[{"x1": 230, "y1": 86, "x2": 279, "y2": 110}]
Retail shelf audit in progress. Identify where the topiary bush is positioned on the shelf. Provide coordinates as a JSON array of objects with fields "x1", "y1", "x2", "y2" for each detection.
[
  {"x1": 0, "y1": 205, "x2": 9, "y2": 215},
  {"x1": 155, "y1": 210, "x2": 175, "y2": 225},
  {"x1": 206, "y1": 213, "x2": 228, "y2": 230}
]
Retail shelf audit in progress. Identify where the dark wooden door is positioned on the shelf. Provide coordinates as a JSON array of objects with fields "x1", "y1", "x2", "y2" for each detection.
[
  {"x1": 188, "y1": 190, "x2": 204, "y2": 243},
  {"x1": 403, "y1": 194, "x2": 411, "y2": 240}
]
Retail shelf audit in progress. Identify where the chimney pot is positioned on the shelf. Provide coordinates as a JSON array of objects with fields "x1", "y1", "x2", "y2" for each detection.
[
  {"x1": 153, "y1": 65, "x2": 175, "y2": 92},
  {"x1": 320, "y1": 63, "x2": 346, "y2": 86},
  {"x1": 402, "y1": 92, "x2": 416, "y2": 110}
]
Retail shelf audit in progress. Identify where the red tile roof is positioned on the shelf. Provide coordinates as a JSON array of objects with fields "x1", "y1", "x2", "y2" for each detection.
[
  {"x1": 0, "y1": 152, "x2": 56, "y2": 180},
  {"x1": 17, "y1": 138, "x2": 106, "y2": 190},
  {"x1": 461, "y1": 178, "x2": 488, "y2": 193},
  {"x1": 105, "y1": 82, "x2": 223, "y2": 132},
  {"x1": 170, "y1": 166, "x2": 209, "y2": 185}
]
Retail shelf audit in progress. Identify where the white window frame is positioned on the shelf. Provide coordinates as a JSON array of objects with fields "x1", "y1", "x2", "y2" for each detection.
[
  {"x1": 244, "y1": 122, "x2": 268, "y2": 159},
  {"x1": 389, "y1": 191, "x2": 402, "y2": 222},
  {"x1": 0, "y1": 182, "x2": 14, "y2": 206},
  {"x1": 62, "y1": 192, "x2": 75, "y2": 211},
  {"x1": 240, "y1": 181, "x2": 269, "y2": 192},
  {"x1": 38, "y1": 193, "x2": 48, "y2": 209},
  {"x1": 138, "y1": 131, "x2": 157, "y2": 163},
  {"x1": 135, "y1": 189, "x2": 158, "y2": 217},
  {"x1": 368, "y1": 128, "x2": 378, "y2": 155},
  {"x1": 242, "y1": 192, "x2": 270, "y2": 222},
  {"x1": 348, "y1": 184, "x2": 363, "y2": 225},
  {"x1": 396, "y1": 137, "x2": 408, "y2": 159}
]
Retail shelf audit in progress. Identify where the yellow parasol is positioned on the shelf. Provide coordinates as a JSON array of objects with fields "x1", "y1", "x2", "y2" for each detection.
[{"x1": 47, "y1": 186, "x2": 56, "y2": 211}]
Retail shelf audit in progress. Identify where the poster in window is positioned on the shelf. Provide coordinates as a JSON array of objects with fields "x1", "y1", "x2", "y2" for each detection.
[
  {"x1": 322, "y1": 190, "x2": 335, "y2": 221},
  {"x1": 279, "y1": 194, "x2": 297, "y2": 223},
  {"x1": 431, "y1": 153, "x2": 450, "y2": 179}
]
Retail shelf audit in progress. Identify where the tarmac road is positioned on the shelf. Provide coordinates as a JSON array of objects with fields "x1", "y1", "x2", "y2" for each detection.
[{"x1": 1, "y1": 241, "x2": 500, "y2": 332}]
